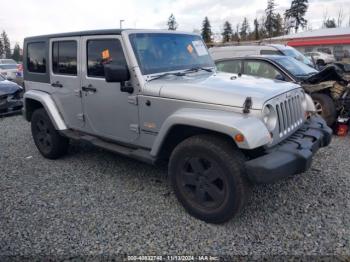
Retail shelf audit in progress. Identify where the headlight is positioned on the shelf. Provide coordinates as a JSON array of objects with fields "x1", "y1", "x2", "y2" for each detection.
[{"x1": 263, "y1": 104, "x2": 277, "y2": 131}]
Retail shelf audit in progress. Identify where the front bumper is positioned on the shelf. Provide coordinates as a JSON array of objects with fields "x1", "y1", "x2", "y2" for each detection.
[
  {"x1": 245, "y1": 115, "x2": 332, "y2": 184},
  {"x1": 0, "y1": 97, "x2": 23, "y2": 117}
]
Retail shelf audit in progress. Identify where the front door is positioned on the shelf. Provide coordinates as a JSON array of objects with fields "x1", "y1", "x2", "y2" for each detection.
[
  {"x1": 50, "y1": 37, "x2": 84, "y2": 130},
  {"x1": 81, "y1": 35, "x2": 139, "y2": 143}
]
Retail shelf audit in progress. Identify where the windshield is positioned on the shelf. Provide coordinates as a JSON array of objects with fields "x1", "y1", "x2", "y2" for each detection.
[
  {"x1": 281, "y1": 48, "x2": 313, "y2": 67},
  {"x1": 0, "y1": 64, "x2": 17, "y2": 70},
  {"x1": 272, "y1": 56, "x2": 318, "y2": 76},
  {"x1": 0, "y1": 74, "x2": 5, "y2": 81},
  {"x1": 129, "y1": 33, "x2": 214, "y2": 75}
]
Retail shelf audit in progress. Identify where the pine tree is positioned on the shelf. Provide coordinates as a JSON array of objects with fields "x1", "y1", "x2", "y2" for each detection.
[
  {"x1": 253, "y1": 18, "x2": 260, "y2": 40},
  {"x1": 12, "y1": 43, "x2": 21, "y2": 62},
  {"x1": 167, "y1": 14, "x2": 178, "y2": 30},
  {"x1": 324, "y1": 18, "x2": 336, "y2": 28},
  {"x1": 0, "y1": 38, "x2": 4, "y2": 58},
  {"x1": 222, "y1": 21, "x2": 233, "y2": 43},
  {"x1": 274, "y1": 13, "x2": 284, "y2": 36},
  {"x1": 201, "y1": 17, "x2": 212, "y2": 43},
  {"x1": 285, "y1": 0, "x2": 308, "y2": 33},
  {"x1": 1, "y1": 31, "x2": 11, "y2": 59},
  {"x1": 265, "y1": 0, "x2": 276, "y2": 37},
  {"x1": 240, "y1": 17, "x2": 250, "y2": 41}
]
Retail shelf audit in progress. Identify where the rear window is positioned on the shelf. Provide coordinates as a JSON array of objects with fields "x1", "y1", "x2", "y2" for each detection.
[
  {"x1": 27, "y1": 42, "x2": 46, "y2": 73},
  {"x1": 52, "y1": 41, "x2": 77, "y2": 75},
  {"x1": 0, "y1": 59, "x2": 17, "y2": 65},
  {"x1": 0, "y1": 64, "x2": 17, "y2": 69}
]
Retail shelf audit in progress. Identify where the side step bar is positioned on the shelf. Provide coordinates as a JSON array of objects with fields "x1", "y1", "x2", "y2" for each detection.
[{"x1": 61, "y1": 130, "x2": 156, "y2": 165}]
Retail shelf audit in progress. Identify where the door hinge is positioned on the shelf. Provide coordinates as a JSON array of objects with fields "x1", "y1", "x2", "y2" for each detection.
[
  {"x1": 75, "y1": 89, "x2": 82, "y2": 97},
  {"x1": 128, "y1": 95, "x2": 138, "y2": 105},
  {"x1": 129, "y1": 124, "x2": 140, "y2": 134},
  {"x1": 77, "y1": 113, "x2": 85, "y2": 121}
]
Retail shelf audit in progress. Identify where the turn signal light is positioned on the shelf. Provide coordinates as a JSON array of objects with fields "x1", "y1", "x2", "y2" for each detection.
[{"x1": 234, "y1": 134, "x2": 245, "y2": 143}]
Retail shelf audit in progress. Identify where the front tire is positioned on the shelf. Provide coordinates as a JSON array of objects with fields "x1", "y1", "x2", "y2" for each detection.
[
  {"x1": 31, "y1": 108, "x2": 69, "y2": 159},
  {"x1": 311, "y1": 93, "x2": 337, "y2": 126},
  {"x1": 169, "y1": 135, "x2": 249, "y2": 224}
]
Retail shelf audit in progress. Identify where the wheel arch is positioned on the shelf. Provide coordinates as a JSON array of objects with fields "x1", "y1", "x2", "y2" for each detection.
[
  {"x1": 150, "y1": 108, "x2": 271, "y2": 159},
  {"x1": 24, "y1": 90, "x2": 67, "y2": 130}
]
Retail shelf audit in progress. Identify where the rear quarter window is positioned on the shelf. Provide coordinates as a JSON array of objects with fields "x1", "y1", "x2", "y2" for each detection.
[{"x1": 27, "y1": 42, "x2": 46, "y2": 73}]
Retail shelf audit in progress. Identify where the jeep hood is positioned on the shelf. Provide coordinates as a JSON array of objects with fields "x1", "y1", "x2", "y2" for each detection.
[{"x1": 144, "y1": 72, "x2": 301, "y2": 109}]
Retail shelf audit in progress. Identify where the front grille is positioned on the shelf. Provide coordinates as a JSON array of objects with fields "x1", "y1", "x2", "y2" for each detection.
[{"x1": 275, "y1": 94, "x2": 304, "y2": 138}]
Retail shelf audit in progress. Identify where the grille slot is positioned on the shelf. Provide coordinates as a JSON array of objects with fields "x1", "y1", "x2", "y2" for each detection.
[{"x1": 275, "y1": 94, "x2": 304, "y2": 138}]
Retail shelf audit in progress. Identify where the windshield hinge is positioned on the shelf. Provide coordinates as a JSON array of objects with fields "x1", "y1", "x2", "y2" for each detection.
[{"x1": 243, "y1": 97, "x2": 252, "y2": 114}]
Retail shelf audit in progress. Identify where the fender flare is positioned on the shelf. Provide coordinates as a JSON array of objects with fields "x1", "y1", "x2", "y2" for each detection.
[
  {"x1": 24, "y1": 90, "x2": 67, "y2": 130},
  {"x1": 150, "y1": 108, "x2": 271, "y2": 157}
]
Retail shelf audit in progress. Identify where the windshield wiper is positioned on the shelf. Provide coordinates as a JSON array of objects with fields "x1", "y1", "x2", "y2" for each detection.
[
  {"x1": 182, "y1": 67, "x2": 214, "y2": 73},
  {"x1": 148, "y1": 72, "x2": 186, "y2": 82}
]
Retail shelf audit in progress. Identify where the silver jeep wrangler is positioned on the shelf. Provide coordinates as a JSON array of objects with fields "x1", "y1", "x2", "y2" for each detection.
[{"x1": 23, "y1": 29, "x2": 332, "y2": 223}]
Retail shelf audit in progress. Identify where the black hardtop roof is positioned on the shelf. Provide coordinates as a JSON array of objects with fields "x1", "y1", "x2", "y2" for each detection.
[{"x1": 24, "y1": 29, "x2": 125, "y2": 41}]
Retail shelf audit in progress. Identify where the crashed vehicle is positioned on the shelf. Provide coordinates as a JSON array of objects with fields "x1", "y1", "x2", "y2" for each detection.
[
  {"x1": 213, "y1": 55, "x2": 350, "y2": 126},
  {"x1": 0, "y1": 74, "x2": 23, "y2": 117}
]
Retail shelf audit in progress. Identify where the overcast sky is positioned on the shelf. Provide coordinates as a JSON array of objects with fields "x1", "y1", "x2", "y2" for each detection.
[{"x1": 1, "y1": 0, "x2": 349, "y2": 46}]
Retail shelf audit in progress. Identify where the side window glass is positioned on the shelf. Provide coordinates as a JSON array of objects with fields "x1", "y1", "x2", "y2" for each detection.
[
  {"x1": 244, "y1": 61, "x2": 280, "y2": 79},
  {"x1": 27, "y1": 42, "x2": 46, "y2": 73},
  {"x1": 216, "y1": 60, "x2": 241, "y2": 74},
  {"x1": 87, "y1": 39, "x2": 126, "y2": 78},
  {"x1": 52, "y1": 41, "x2": 77, "y2": 75},
  {"x1": 260, "y1": 50, "x2": 282, "y2": 55}
]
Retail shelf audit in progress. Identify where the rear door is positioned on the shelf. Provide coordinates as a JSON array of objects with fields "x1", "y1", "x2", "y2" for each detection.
[
  {"x1": 80, "y1": 35, "x2": 139, "y2": 143},
  {"x1": 50, "y1": 37, "x2": 84, "y2": 130}
]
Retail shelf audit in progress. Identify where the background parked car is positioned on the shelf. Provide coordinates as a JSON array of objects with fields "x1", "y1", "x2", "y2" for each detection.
[
  {"x1": 0, "y1": 74, "x2": 23, "y2": 117},
  {"x1": 0, "y1": 59, "x2": 24, "y2": 87},
  {"x1": 214, "y1": 55, "x2": 350, "y2": 126},
  {"x1": 304, "y1": 51, "x2": 336, "y2": 66},
  {"x1": 209, "y1": 44, "x2": 314, "y2": 67}
]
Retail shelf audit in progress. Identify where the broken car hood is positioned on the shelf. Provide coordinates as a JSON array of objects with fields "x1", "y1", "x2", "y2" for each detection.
[
  {"x1": 0, "y1": 80, "x2": 22, "y2": 96},
  {"x1": 143, "y1": 72, "x2": 301, "y2": 109},
  {"x1": 301, "y1": 65, "x2": 348, "y2": 85}
]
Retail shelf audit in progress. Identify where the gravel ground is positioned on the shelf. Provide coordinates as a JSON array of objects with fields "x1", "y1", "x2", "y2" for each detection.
[{"x1": 0, "y1": 115, "x2": 349, "y2": 258}]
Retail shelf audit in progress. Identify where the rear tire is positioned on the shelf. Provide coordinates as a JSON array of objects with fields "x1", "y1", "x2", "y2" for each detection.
[
  {"x1": 311, "y1": 93, "x2": 337, "y2": 126},
  {"x1": 169, "y1": 135, "x2": 249, "y2": 224},
  {"x1": 31, "y1": 108, "x2": 69, "y2": 159}
]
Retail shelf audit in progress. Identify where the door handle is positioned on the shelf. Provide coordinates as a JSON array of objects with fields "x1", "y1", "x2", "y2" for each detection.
[
  {"x1": 51, "y1": 81, "x2": 63, "y2": 88},
  {"x1": 82, "y1": 84, "x2": 97, "y2": 93}
]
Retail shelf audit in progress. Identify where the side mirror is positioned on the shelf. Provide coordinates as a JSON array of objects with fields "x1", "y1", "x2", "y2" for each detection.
[
  {"x1": 275, "y1": 74, "x2": 285, "y2": 81},
  {"x1": 104, "y1": 63, "x2": 130, "y2": 83}
]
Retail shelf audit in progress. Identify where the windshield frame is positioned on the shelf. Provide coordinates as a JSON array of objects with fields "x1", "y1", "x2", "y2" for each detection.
[{"x1": 128, "y1": 32, "x2": 215, "y2": 76}]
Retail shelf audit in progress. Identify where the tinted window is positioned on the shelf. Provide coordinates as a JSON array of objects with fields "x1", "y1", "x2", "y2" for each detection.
[
  {"x1": 52, "y1": 41, "x2": 77, "y2": 75},
  {"x1": 216, "y1": 60, "x2": 241, "y2": 74},
  {"x1": 244, "y1": 61, "x2": 281, "y2": 79},
  {"x1": 0, "y1": 74, "x2": 5, "y2": 81},
  {"x1": 260, "y1": 50, "x2": 282, "y2": 55},
  {"x1": 27, "y1": 42, "x2": 46, "y2": 73},
  {"x1": 87, "y1": 39, "x2": 126, "y2": 78}
]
